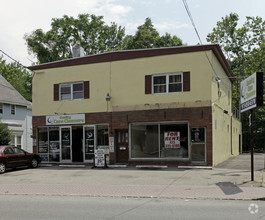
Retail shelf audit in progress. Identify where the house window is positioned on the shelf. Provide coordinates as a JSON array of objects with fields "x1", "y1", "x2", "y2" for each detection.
[
  {"x1": 11, "y1": 105, "x2": 15, "y2": 115},
  {"x1": 60, "y1": 82, "x2": 84, "y2": 101},
  {"x1": 153, "y1": 73, "x2": 182, "y2": 94},
  {"x1": 73, "y1": 83, "x2": 84, "y2": 99},
  {"x1": 0, "y1": 103, "x2": 3, "y2": 114}
]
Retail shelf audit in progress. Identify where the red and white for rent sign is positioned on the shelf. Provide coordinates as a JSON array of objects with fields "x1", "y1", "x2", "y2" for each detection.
[{"x1": 164, "y1": 132, "x2": 180, "y2": 148}]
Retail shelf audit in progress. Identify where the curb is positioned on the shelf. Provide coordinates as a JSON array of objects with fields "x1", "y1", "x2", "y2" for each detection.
[{"x1": 0, "y1": 184, "x2": 264, "y2": 201}]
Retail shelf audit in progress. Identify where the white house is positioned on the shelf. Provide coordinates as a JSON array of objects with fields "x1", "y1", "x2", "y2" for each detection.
[{"x1": 0, "y1": 74, "x2": 32, "y2": 152}]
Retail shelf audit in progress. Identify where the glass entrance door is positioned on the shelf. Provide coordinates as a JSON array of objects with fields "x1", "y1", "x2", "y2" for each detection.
[
  {"x1": 191, "y1": 127, "x2": 206, "y2": 164},
  {"x1": 84, "y1": 126, "x2": 95, "y2": 162},
  {"x1": 60, "y1": 127, "x2": 72, "y2": 162}
]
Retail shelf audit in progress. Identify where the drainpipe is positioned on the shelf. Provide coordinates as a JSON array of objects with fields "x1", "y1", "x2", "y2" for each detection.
[{"x1": 231, "y1": 114, "x2": 233, "y2": 155}]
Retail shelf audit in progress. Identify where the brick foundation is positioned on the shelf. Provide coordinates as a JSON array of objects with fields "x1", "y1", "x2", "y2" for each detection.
[{"x1": 32, "y1": 106, "x2": 213, "y2": 166}]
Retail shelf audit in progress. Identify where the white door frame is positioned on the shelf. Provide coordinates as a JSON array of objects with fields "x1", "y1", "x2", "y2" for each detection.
[
  {"x1": 190, "y1": 127, "x2": 206, "y2": 164},
  {"x1": 60, "y1": 126, "x2": 72, "y2": 162},
  {"x1": 83, "y1": 125, "x2": 96, "y2": 162}
]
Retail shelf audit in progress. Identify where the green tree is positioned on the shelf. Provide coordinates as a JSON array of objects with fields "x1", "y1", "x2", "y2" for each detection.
[
  {"x1": 0, "y1": 56, "x2": 32, "y2": 101},
  {"x1": 207, "y1": 13, "x2": 265, "y2": 151},
  {"x1": 124, "y1": 18, "x2": 183, "y2": 49},
  {"x1": 25, "y1": 15, "x2": 184, "y2": 64},
  {"x1": 0, "y1": 122, "x2": 12, "y2": 145},
  {"x1": 25, "y1": 14, "x2": 125, "y2": 64}
]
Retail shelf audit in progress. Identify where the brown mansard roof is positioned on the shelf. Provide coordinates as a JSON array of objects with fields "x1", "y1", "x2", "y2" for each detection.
[{"x1": 27, "y1": 44, "x2": 234, "y2": 81}]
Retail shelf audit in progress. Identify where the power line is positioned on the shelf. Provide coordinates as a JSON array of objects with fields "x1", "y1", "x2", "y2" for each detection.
[
  {"x1": 182, "y1": 0, "x2": 222, "y2": 80},
  {"x1": 0, "y1": 49, "x2": 27, "y2": 69},
  {"x1": 182, "y1": 0, "x2": 203, "y2": 45}
]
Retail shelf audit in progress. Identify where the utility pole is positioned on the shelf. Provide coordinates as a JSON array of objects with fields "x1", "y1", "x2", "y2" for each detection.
[{"x1": 249, "y1": 109, "x2": 254, "y2": 181}]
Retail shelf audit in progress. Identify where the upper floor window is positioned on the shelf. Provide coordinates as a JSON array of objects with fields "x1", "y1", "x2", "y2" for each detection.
[
  {"x1": 0, "y1": 103, "x2": 3, "y2": 114},
  {"x1": 11, "y1": 105, "x2": 15, "y2": 115},
  {"x1": 153, "y1": 73, "x2": 182, "y2": 94},
  {"x1": 54, "y1": 81, "x2": 89, "y2": 102},
  {"x1": 60, "y1": 82, "x2": 84, "y2": 101}
]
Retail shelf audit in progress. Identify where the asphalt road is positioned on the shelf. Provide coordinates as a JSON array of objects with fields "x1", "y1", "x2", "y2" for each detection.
[{"x1": 0, "y1": 195, "x2": 264, "y2": 220}]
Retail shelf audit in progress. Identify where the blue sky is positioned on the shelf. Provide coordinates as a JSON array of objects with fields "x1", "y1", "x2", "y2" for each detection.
[{"x1": 1, "y1": 0, "x2": 265, "y2": 66}]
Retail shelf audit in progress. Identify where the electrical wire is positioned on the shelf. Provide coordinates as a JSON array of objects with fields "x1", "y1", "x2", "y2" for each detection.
[
  {"x1": 0, "y1": 49, "x2": 27, "y2": 69},
  {"x1": 182, "y1": 0, "x2": 226, "y2": 80}
]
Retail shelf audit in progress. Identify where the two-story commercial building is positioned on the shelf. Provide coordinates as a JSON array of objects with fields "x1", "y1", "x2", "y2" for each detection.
[{"x1": 28, "y1": 44, "x2": 241, "y2": 167}]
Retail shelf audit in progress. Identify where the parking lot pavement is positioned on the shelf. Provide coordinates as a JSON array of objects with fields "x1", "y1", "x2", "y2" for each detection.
[{"x1": 0, "y1": 153, "x2": 264, "y2": 200}]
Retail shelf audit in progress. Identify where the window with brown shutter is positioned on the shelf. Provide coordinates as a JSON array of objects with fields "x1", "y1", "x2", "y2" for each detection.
[
  {"x1": 149, "y1": 71, "x2": 190, "y2": 94},
  {"x1": 145, "y1": 75, "x2": 152, "y2": 94},
  {"x1": 84, "y1": 81, "x2": 90, "y2": 99},
  {"x1": 183, "y1": 71, "x2": 190, "y2": 92},
  {"x1": 55, "y1": 81, "x2": 89, "y2": 101},
  {"x1": 54, "y1": 84, "x2": 59, "y2": 101}
]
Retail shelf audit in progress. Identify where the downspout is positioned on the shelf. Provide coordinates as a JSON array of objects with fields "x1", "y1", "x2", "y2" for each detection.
[
  {"x1": 26, "y1": 108, "x2": 28, "y2": 151},
  {"x1": 231, "y1": 114, "x2": 233, "y2": 155}
]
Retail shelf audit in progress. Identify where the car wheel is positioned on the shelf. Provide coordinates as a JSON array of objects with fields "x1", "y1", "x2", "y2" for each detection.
[
  {"x1": 31, "y1": 158, "x2": 38, "y2": 168},
  {"x1": 0, "y1": 162, "x2": 6, "y2": 174}
]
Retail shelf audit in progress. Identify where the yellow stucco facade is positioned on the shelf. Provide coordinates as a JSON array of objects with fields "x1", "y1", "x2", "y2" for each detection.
[
  {"x1": 30, "y1": 45, "x2": 242, "y2": 167},
  {"x1": 32, "y1": 51, "x2": 213, "y2": 116},
  {"x1": 211, "y1": 53, "x2": 241, "y2": 166}
]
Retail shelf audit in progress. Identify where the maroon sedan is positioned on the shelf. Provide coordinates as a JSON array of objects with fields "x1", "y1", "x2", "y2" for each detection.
[{"x1": 0, "y1": 146, "x2": 41, "y2": 174}]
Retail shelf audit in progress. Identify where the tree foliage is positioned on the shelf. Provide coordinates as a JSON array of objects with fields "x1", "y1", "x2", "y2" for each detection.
[
  {"x1": 0, "y1": 56, "x2": 32, "y2": 101},
  {"x1": 25, "y1": 14, "x2": 125, "y2": 64},
  {"x1": 25, "y1": 15, "x2": 184, "y2": 64},
  {"x1": 207, "y1": 13, "x2": 265, "y2": 151},
  {"x1": 0, "y1": 122, "x2": 12, "y2": 145},
  {"x1": 123, "y1": 18, "x2": 183, "y2": 50}
]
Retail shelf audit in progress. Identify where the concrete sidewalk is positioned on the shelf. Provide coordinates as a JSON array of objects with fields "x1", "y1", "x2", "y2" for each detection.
[
  {"x1": 0, "y1": 183, "x2": 264, "y2": 200},
  {"x1": 0, "y1": 153, "x2": 264, "y2": 200}
]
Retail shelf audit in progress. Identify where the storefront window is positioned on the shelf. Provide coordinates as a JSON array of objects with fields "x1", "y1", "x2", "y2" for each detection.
[
  {"x1": 38, "y1": 127, "x2": 48, "y2": 162},
  {"x1": 97, "y1": 125, "x2": 109, "y2": 146},
  {"x1": 131, "y1": 123, "x2": 188, "y2": 159},
  {"x1": 49, "y1": 127, "x2": 59, "y2": 162},
  {"x1": 131, "y1": 124, "x2": 159, "y2": 158},
  {"x1": 37, "y1": 124, "x2": 109, "y2": 163}
]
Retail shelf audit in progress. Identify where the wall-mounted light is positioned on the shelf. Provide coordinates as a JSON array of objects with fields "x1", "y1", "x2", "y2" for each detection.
[
  {"x1": 215, "y1": 77, "x2": 222, "y2": 97},
  {"x1": 215, "y1": 77, "x2": 221, "y2": 83},
  {"x1": 105, "y1": 93, "x2": 111, "y2": 102},
  {"x1": 223, "y1": 110, "x2": 228, "y2": 114}
]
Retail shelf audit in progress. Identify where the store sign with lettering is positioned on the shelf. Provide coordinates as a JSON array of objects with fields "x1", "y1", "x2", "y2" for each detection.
[
  {"x1": 240, "y1": 72, "x2": 263, "y2": 113},
  {"x1": 164, "y1": 132, "x2": 180, "y2": 148},
  {"x1": 46, "y1": 114, "x2": 85, "y2": 125}
]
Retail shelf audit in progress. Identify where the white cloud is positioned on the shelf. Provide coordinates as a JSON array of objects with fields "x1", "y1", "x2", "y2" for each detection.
[
  {"x1": 91, "y1": 2, "x2": 132, "y2": 24},
  {"x1": 155, "y1": 21, "x2": 190, "y2": 33},
  {"x1": 0, "y1": 0, "x2": 133, "y2": 65}
]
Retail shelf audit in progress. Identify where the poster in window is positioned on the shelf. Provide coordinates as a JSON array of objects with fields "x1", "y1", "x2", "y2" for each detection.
[
  {"x1": 164, "y1": 132, "x2": 180, "y2": 148},
  {"x1": 39, "y1": 141, "x2": 48, "y2": 153},
  {"x1": 109, "y1": 137, "x2": 114, "y2": 153}
]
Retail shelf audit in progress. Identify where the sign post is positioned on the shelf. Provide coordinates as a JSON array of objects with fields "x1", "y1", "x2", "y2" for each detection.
[
  {"x1": 240, "y1": 72, "x2": 263, "y2": 181},
  {"x1": 94, "y1": 149, "x2": 105, "y2": 168}
]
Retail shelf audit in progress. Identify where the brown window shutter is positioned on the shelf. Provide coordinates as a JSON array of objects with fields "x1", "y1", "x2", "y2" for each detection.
[
  {"x1": 145, "y1": 75, "x2": 152, "y2": 94},
  {"x1": 84, "y1": 81, "x2": 90, "y2": 99},
  {"x1": 183, "y1": 71, "x2": 190, "y2": 92},
  {"x1": 54, "y1": 84, "x2": 59, "y2": 101}
]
